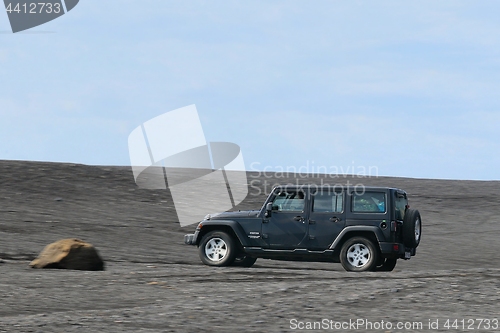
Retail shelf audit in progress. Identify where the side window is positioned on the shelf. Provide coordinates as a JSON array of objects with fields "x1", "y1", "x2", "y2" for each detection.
[
  {"x1": 312, "y1": 191, "x2": 343, "y2": 213},
  {"x1": 394, "y1": 192, "x2": 408, "y2": 220},
  {"x1": 352, "y1": 192, "x2": 386, "y2": 213},
  {"x1": 272, "y1": 190, "x2": 305, "y2": 212}
]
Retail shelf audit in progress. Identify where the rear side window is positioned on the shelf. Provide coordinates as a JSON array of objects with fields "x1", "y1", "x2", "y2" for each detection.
[
  {"x1": 352, "y1": 192, "x2": 386, "y2": 213},
  {"x1": 312, "y1": 191, "x2": 343, "y2": 213},
  {"x1": 395, "y1": 192, "x2": 408, "y2": 220}
]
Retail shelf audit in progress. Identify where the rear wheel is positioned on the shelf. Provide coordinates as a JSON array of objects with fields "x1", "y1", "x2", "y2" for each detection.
[
  {"x1": 198, "y1": 231, "x2": 236, "y2": 266},
  {"x1": 340, "y1": 237, "x2": 379, "y2": 272},
  {"x1": 231, "y1": 255, "x2": 257, "y2": 267},
  {"x1": 375, "y1": 258, "x2": 397, "y2": 272},
  {"x1": 403, "y1": 209, "x2": 422, "y2": 248}
]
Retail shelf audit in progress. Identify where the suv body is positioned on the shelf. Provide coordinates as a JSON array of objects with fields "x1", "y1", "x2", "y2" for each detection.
[{"x1": 184, "y1": 185, "x2": 421, "y2": 271}]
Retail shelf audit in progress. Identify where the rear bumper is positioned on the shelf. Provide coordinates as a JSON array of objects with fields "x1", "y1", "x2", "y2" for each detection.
[{"x1": 379, "y1": 242, "x2": 416, "y2": 259}]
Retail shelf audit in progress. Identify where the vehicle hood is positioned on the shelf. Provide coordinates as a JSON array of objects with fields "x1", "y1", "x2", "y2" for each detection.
[{"x1": 207, "y1": 210, "x2": 259, "y2": 220}]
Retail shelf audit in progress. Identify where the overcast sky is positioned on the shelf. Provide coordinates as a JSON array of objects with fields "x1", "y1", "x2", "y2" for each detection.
[{"x1": 1, "y1": 1, "x2": 500, "y2": 180}]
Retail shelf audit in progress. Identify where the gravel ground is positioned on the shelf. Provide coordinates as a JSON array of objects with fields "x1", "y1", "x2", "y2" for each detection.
[{"x1": 0, "y1": 160, "x2": 499, "y2": 332}]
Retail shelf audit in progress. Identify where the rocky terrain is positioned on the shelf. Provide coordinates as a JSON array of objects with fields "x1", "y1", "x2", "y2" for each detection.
[{"x1": 0, "y1": 160, "x2": 499, "y2": 332}]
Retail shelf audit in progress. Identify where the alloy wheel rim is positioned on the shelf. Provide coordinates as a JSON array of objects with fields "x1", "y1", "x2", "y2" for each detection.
[
  {"x1": 415, "y1": 218, "x2": 421, "y2": 242},
  {"x1": 205, "y1": 238, "x2": 228, "y2": 262},
  {"x1": 346, "y1": 243, "x2": 371, "y2": 268}
]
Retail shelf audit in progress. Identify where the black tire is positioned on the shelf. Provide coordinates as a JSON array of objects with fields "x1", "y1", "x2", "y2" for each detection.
[
  {"x1": 231, "y1": 255, "x2": 257, "y2": 267},
  {"x1": 340, "y1": 237, "x2": 379, "y2": 272},
  {"x1": 375, "y1": 258, "x2": 397, "y2": 272},
  {"x1": 403, "y1": 209, "x2": 422, "y2": 248},
  {"x1": 198, "y1": 231, "x2": 236, "y2": 267}
]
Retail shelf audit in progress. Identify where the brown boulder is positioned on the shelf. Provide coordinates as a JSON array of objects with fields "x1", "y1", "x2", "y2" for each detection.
[{"x1": 30, "y1": 238, "x2": 104, "y2": 271}]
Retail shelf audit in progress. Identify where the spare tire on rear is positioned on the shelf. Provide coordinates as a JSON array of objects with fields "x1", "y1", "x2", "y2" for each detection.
[{"x1": 402, "y1": 209, "x2": 422, "y2": 248}]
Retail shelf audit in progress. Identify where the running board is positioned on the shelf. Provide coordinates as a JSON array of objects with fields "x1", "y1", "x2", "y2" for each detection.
[{"x1": 244, "y1": 247, "x2": 334, "y2": 255}]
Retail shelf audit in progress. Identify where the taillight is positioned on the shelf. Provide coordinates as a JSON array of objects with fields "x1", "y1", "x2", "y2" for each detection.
[{"x1": 393, "y1": 244, "x2": 399, "y2": 252}]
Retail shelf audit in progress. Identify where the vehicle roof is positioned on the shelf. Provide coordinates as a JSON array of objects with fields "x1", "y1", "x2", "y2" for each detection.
[{"x1": 271, "y1": 184, "x2": 406, "y2": 193}]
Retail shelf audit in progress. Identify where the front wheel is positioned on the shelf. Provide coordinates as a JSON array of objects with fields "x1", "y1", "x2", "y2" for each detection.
[
  {"x1": 199, "y1": 231, "x2": 236, "y2": 266},
  {"x1": 340, "y1": 237, "x2": 379, "y2": 272}
]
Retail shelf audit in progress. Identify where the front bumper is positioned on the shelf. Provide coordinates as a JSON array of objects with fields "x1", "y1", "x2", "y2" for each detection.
[{"x1": 184, "y1": 232, "x2": 199, "y2": 245}]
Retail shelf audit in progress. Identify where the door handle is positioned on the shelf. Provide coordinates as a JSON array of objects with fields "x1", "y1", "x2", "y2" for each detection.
[
  {"x1": 329, "y1": 217, "x2": 341, "y2": 223},
  {"x1": 294, "y1": 216, "x2": 305, "y2": 222}
]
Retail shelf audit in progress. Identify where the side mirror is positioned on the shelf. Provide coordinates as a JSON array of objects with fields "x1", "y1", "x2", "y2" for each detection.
[{"x1": 265, "y1": 202, "x2": 273, "y2": 217}]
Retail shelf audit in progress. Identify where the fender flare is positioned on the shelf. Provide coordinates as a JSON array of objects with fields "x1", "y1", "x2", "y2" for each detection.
[
  {"x1": 329, "y1": 226, "x2": 385, "y2": 250},
  {"x1": 197, "y1": 220, "x2": 249, "y2": 246}
]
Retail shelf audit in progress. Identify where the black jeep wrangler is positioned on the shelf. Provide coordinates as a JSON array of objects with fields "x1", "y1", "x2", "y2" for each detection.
[{"x1": 184, "y1": 185, "x2": 421, "y2": 272}]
